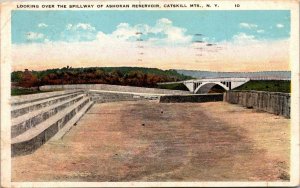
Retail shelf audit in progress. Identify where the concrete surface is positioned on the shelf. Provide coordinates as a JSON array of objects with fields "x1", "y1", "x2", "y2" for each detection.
[
  {"x1": 12, "y1": 101, "x2": 290, "y2": 182},
  {"x1": 159, "y1": 94, "x2": 223, "y2": 103}
]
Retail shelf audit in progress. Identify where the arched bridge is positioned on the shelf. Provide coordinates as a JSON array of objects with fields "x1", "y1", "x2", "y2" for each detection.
[{"x1": 183, "y1": 78, "x2": 250, "y2": 94}]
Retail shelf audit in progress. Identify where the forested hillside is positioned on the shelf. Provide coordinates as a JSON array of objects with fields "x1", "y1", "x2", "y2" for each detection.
[{"x1": 11, "y1": 67, "x2": 192, "y2": 88}]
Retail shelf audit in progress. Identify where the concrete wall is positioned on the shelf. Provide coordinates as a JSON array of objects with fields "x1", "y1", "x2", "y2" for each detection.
[
  {"x1": 224, "y1": 90, "x2": 290, "y2": 118},
  {"x1": 40, "y1": 84, "x2": 190, "y2": 95},
  {"x1": 11, "y1": 90, "x2": 84, "y2": 106},
  {"x1": 11, "y1": 90, "x2": 94, "y2": 156},
  {"x1": 88, "y1": 90, "x2": 160, "y2": 103},
  {"x1": 159, "y1": 94, "x2": 224, "y2": 103}
]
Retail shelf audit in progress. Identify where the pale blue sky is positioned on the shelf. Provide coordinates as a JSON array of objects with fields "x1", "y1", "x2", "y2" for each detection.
[
  {"x1": 11, "y1": 10, "x2": 291, "y2": 71},
  {"x1": 12, "y1": 10, "x2": 290, "y2": 44}
]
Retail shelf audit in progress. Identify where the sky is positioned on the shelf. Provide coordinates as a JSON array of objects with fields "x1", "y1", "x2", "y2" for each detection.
[{"x1": 12, "y1": 10, "x2": 290, "y2": 72}]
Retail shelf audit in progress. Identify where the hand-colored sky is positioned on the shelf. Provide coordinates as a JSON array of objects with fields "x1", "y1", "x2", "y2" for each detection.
[{"x1": 12, "y1": 10, "x2": 290, "y2": 71}]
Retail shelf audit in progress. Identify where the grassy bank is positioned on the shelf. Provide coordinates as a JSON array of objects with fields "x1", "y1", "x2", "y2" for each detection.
[
  {"x1": 157, "y1": 83, "x2": 189, "y2": 91},
  {"x1": 234, "y1": 80, "x2": 290, "y2": 93}
]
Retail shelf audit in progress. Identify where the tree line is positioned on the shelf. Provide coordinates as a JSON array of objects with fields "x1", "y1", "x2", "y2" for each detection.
[{"x1": 11, "y1": 67, "x2": 192, "y2": 88}]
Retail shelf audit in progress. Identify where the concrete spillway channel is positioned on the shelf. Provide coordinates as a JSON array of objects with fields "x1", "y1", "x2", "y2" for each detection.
[
  {"x1": 10, "y1": 88, "x2": 225, "y2": 157},
  {"x1": 11, "y1": 90, "x2": 95, "y2": 157}
]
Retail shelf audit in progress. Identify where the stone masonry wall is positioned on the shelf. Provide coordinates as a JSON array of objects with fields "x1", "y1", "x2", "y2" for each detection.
[
  {"x1": 88, "y1": 90, "x2": 160, "y2": 103},
  {"x1": 224, "y1": 90, "x2": 290, "y2": 118},
  {"x1": 159, "y1": 94, "x2": 224, "y2": 103}
]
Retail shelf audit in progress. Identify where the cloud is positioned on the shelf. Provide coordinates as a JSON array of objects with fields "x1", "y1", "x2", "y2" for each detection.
[
  {"x1": 256, "y1": 29, "x2": 265, "y2": 33},
  {"x1": 26, "y1": 32, "x2": 45, "y2": 40},
  {"x1": 66, "y1": 23, "x2": 96, "y2": 31},
  {"x1": 151, "y1": 18, "x2": 172, "y2": 34},
  {"x1": 239, "y1": 22, "x2": 258, "y2": 29},
  {"x1": 61, "y1": 23, "x2": 97, "y2": 42},
  {"x1": 151, "y1": 18, "x2": 192, "y2": 45},
  {"x1": 38, "y1": 23, "x2": 48, "y2": 28},
  {"x1": 276, "y1": 23, "x2": 284, "y2": 28},
  {"x1": 157, "y1": 18, "x2": 172, "y2": 25},
  {"x1": 232, "y1": 32, "x2": 257, "y2": 44},
  {"x1": 110, "y1": 23, "x2": 142, "y2": 40},
  {"x1": 97, "y1": 18, "x2": 192, "y2": 45},
  {"x1": 27, "y1": 19, "x2": 192, "y2": 45}
]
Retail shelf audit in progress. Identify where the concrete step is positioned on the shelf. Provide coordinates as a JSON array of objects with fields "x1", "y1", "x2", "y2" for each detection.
[
  {"x1": 11, "y1": 97, "x2": 91, "y2": 157},
  {"x1": 11, "y1": 90, "x2": 84, "y2": 106},
  {"x1": 11, "y1": 91, "x2": 84, "y2": 118},
  {"x1": 50, "y1": 100, "x2": 94, "y2": 141},
  {"x1": 11, "y1": 94, "x2": 86, "y2": 138}
]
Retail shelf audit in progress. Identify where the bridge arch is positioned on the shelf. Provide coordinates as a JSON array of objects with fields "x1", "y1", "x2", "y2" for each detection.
[{"x1": 194, "y1": 82, "x2": 229, "y2": 94}]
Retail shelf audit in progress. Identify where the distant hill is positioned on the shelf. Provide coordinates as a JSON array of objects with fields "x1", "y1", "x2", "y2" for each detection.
[{"x1": 175, "y1": 70, "x2": 291, "y2": 79}]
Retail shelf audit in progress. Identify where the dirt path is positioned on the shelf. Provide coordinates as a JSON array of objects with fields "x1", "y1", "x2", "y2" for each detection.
[{"x1": 12, "y1": 101, "x2": 290, "y2": 181}]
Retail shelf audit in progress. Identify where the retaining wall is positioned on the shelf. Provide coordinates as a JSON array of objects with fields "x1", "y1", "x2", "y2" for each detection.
[
  {"x1": 88, "y1": 90, "x2": 161, "y2": 103},
  {"x1": 40, "y1": 84, "x2": 190, "y2": 95},
  {"x1": 224, "y1": 90, "x2": 290, "y2": 118},
  {"x1": 159, "y1": 94, "x2": 224, "y2": 103}
]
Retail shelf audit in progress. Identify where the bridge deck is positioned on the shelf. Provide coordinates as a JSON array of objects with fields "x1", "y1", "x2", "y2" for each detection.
[{"x1": 12, "y1": 101, "x2": 290, "y2": 182}]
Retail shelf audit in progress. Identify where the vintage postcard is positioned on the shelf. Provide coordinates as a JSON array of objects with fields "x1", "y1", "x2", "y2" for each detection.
[{"x1": 1, "y1": 0, "x2": 299, "y2": 187}]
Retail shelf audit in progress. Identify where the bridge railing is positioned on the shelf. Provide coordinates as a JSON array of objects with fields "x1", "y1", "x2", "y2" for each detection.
[{"x1": 249, "y1": 77, "x2": 291, "y2": 81}]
